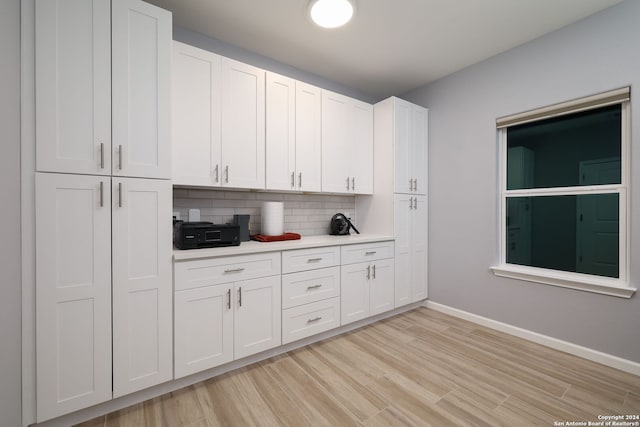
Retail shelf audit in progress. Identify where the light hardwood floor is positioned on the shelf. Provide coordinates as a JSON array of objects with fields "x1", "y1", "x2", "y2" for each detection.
[{"x1": 77, "y1": 307, "x2": 640, "y2": 426}]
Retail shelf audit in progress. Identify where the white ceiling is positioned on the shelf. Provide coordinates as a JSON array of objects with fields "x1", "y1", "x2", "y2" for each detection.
[{"x1": 147, "y1": 0, "x2": 623, "y2": 99}]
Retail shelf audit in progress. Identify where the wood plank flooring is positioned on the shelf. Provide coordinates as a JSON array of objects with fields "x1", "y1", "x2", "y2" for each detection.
[{"x1": 77, "y1": 308, "x2": 640, "y2": 426}]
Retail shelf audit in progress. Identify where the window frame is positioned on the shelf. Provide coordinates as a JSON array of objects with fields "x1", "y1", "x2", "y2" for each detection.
[{"x1": 491, "y1": 94, "x2": 635, "y2": 298}]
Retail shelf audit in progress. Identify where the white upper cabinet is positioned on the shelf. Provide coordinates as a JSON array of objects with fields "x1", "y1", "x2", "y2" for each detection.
[
  {"x1": 172, "y1": 41, "x2": 222, "y2": 187},
  {"x1": 265, "y1": 72, "x2": 296, "y2": 191},
  {"x1": 295, "y1": 82, "x2": 322, "y2": 192},
  {"x1": 351, "y1": 99, "x2": 374, "y2": 194},
  {"x1": 36, "y1": 0, "x2": 111, "y2": 175},
  {"x1": 393, "y1": 98, "x2": 428, "y2": 194},
  {"x1": 35, "y1": 173, "x2": 112, "y2": 422},
  {"x1": 321, "y1": 90, "x2": 373, "y2": 194},
  {"x1": 265, "y1": 74, "x2": 322, "y2": 192},
  {"x1": 36, "y1": 0, "x2": 171, "y2": 179},
  {"x1": 112, "y1": 178, "x2": 173, "y2": 397},
  {"x1": 112, "y1": 0, "x2": 172, "y2": 179},
  {"x1": 173, "y1": 52, "x2": 265, "y2": 189},
  {"x1": 221, "y1": 58, "x2": 266, "y2": 189}
]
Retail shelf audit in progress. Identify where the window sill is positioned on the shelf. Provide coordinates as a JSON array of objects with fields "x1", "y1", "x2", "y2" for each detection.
[{"x1": 490, "y1": 264, "x2": 636, "y2": 299}]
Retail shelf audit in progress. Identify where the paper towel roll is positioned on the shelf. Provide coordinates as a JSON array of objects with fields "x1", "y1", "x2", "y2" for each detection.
[{"x1": 261, "y1": 202, "x2": 284, "y2": 236}]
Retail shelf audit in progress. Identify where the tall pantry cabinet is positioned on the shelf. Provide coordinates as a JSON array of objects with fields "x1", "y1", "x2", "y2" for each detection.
[
  {"x1": 356, "y1": 97, "x2": 429, "y2": 307},
  {"x1": 34, "y1": 0, "x2": 172, "y2": 421}
]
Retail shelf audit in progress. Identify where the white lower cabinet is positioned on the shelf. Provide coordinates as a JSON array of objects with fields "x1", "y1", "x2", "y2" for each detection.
[
  {"x1": 174, "y1": 257, "x2": 281, "y2": 379},
  {"x1": 174, "y1": 283, "x2": 233, "y2": 379},
  {"x1": 341, "y1": 259, "x2": 395, "y2": 325},
  {"x1": 281, "y1": 247, "x2": 342, "y2": 344},
  {"x1": 234, "y1": 275, "x2": 282, "y2": 359},
  {"x1": 35, "y1": 173, "x2": 172, "y2": 420},
  {"x1": 340, "y1": 242, "x2": 395, "y2": 326},
  {"x1": 282, "y1": 297, "x2": 340, "y2": 345},
  {"x1": 112, "y1": 178, "x2": 173, "y2": 397},
  {"x1": 394, "y1": 194, "x2": 428, "y2": 307},
  {"x1": 35, "y1": 173, "x2": 112, "y2": 421}
]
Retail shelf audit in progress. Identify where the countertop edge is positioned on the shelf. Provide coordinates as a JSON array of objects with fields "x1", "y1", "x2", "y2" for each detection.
[{"x1": 173, "y1": 234, "x2": 395, "y2": 261}]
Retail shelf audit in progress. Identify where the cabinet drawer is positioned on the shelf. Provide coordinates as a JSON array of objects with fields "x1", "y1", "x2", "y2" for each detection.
[
  {"x1": 282, "y1": 266, "x2": 340, "y2": 309},
  {"x1": 282, "y1": 246, "x2": 340, "y2": 273},
  {"x1": 174, "y1": 252, "x2": 281, "y2": 291},
  {"x1": 340, "y1": 241, "x2": 394, "y2": 265},
  {"x1": 282, "y1": 297, "x2": 340, "y2": 345}
]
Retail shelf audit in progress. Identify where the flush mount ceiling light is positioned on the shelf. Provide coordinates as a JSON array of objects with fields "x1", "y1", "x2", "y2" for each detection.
[{"x1": 309, "y1": 0, "x2": 355, "y2": 29}]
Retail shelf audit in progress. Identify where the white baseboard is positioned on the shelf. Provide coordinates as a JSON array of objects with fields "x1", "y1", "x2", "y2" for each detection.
[{"x1": 424, "y1": 301, "x2": 640, "y2": 376}]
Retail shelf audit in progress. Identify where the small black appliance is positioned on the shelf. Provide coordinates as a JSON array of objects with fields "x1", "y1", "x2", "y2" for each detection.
[
  {"x1": 174, "y1": 221, "x2": 240, "y2": 249},
  {"x1": 330, "y1": 213, "x2": 360, "y2": 236}
]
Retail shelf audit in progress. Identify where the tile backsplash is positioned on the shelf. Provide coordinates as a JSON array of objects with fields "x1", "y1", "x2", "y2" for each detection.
[{"x1": 173, "y1": 188, "x2": 356, "y2": 236}]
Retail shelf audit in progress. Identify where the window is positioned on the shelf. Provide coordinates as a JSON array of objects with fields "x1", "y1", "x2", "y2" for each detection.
[{"x1": 491, "y1": 87, "x2": 635, "y2": 298}]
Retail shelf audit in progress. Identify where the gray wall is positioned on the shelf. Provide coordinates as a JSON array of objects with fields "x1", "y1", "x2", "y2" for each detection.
[
  {"x1": 404, "y1": 0, "x2": 640, "y2": 362},
  {"x1": 173, "y1": 26, "x2": 378, "y2": 104},
  {"x1": 0, "y1": 0, "x2": 23, "y2": 425}
]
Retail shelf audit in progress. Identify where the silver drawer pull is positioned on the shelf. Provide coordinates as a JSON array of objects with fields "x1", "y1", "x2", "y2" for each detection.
[
  {"x1": 306, "y1": 284, "x2": 322, "y2": 290},
  {"x1": 224, "y1": 267, "x2": 245, "y2": 273},
  {"x1": 307, "y1": 257, "x2": 322, "y2": 262},
  {"x1": 307, "y1": 316, "x2": 322, "y2": 323},
  {"x1": 365, "y1": 251, "x2": 377, "y2": 255}
]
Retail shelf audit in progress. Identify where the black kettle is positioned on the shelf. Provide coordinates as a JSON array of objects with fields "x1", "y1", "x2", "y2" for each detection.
[{"x1": 330, "y1": 213, "x2": 360, "y2": 235}]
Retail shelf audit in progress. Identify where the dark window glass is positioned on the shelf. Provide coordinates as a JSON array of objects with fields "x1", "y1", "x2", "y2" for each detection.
[
  {"x1": 506, "y1": 105, "x2": 621, "y2": 190},
  {"x1": 506, "y1": 194, "x2": 619, "y2": 278}
]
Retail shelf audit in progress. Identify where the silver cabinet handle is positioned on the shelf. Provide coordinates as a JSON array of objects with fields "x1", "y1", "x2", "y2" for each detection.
[
  {"x1": 118, "y1": 144, "x2": 123, "y2": 170},
  {"x1": 118, "y1": 182, "x2": 123, "y2": 207},
  {"x1": 409, "y1": 179, "x2": 413, "y2": 191},
  {"x1": 414, "y1": 198, "x2": 418, "y2": 209},
  {"x1": 372, "y1": 264, "x2": 376, "y2": 279},
  {"x1": 224, "y1": 267, "x2": 245, "y2": 273},
  {"x1": 225, "y1": 165, "x2": 229, "y2": 183},
  {"x1": 307, "y1": 316, "x2": 322, "y2": 323},
  {"x1": 298, "y1": 172, "x2": 302, "y2": 189},
  {"x1": 291, "y1": 171, "x2": 295, "y2": 188},
  {"x1": 227, "y1": 288, "x2": 231, "y2": 310},
  {"x1": 215, "y1": 164, "x2": 219, "y2": 183},
  {"x1": 346, "y1": 176, "x2": 350, "y2": 190},
  {"x1": 414, "y1": 178, "x2": 418, "y2": 192},
  {"x1": 100, "y1": 143, "x2": 104, "y2": 169},
  {"x1": 99, "y1": 181, "x2": 104, "y2": 207},
  {"x1": 306, "y1": 284, "x2": 322, "y2": 290},
  {"x1": 238, "y1": 287, "x2": 242, "y2": 307},
  {"x1": 365, "y1": 251, "x2": 377, "y2": 255},
  {"x1": 351, "y1": 177, "x2": 355, "y2": 191},
  {"x1": 307, "y1": 257, "x2": 322, "y2": 262},
  {"x1": 410, "y1": 197, "x2": 414, "y2": 210},
  {"x1": 367, "y1": 265, "x2": 371, "y2": 280}
]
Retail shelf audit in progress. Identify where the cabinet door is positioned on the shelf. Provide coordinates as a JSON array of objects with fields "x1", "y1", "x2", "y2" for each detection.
[
  {"x1": 35, "y1": 173, "x2": 112, "y2": 422},
  {"x1": 340, "y1": 262, "x2": 370, "y2": 325},
  {"x1": 350, "y1": 100, "x2": 373, "y2": 194},
  {"x1": 296, "y1": 82, "x2": 322, "y2": 192},
  {"x1": 411, "y1": 195, "x2": 429, "y2": 301},
  {"x1": 265, "y1": 72, "x2": 296, "y2": 191},
  {"x1": 35, "y1": 0, "x2": 111, "y2": 176},
  {"x1": 112, "y1": 178, "x2": 172, "y2": 397},
  {"x1": 234, "y1": 276, "x2": 281, "y2": 359},
  {"x1": 394, "y1": 98, "x2": 412, "y2": 194},
  {"x1": 394, "y1": 195, "x2": 412, "y2": 307},
  {"x1": 174, "y1": 284, "x2": 233, "y2": 378},
  {"x1": 172, "y1": 41, "x2": 222, "y2": 187},
  {"x1": 221, "y1": 58, "x2": 266, "y2": 189},
  {"x1": 321, "y1": 90, "x2": 351, "y2": 193},
  {"x1": 411, "y1": 106, "x2": 429, "y2": 195},
  {"x1": 370, "y1": 258, "x2": 395, "y2": 316},
  {"x1": 112, "y1": 0, "x2": 172, "y2": 179}
]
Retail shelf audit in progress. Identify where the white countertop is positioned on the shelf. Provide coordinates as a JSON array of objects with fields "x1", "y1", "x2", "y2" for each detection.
[{"x1": 173, "y1": 234, "x2": 394, "y2": 261}]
